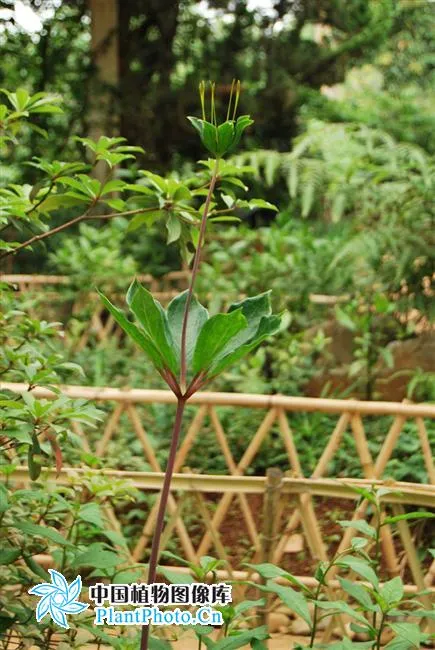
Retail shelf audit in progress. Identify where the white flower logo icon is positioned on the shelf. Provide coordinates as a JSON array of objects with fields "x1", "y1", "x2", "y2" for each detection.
[{"x1": 28, "y1": 569, "x2": 89, "y2": 629}]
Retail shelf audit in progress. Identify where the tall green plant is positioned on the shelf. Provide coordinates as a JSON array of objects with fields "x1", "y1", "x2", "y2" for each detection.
[{"x1": 98, "y1": 81, "x2": 285, "y2": 650}]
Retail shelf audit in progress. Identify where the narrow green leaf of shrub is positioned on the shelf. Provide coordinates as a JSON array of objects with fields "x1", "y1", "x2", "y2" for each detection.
[
  {"x1": 98, "y1": 292, "x2": 165, "y2": 370},
  {"x1": 402, "y1": 609, "x2": 435, "y2": 620},
  {"x1": 383, "y1": 512, "x2": 435, "y2": 525},
  {"x1": 315, "y1": 600, "x2": 372, "y2": 627},
  {"x1": 192, "y1": 309, "x2": 247, "y2": 375},
  {"x1": 0, "y1": 549, "x2": 21, "y2": 564},
  {"x1": 73, "y1": 543, "x2": 120, "y2": 569},
  {"x1": 148, "y1": 636, "x2": 173, "y2": 650},
  {"x1": 258, "y1": 583, "x2": 311, "y2": 627},
  {"x1": 251, "y1": 641, "x2": 268, "y2": 650},
  {"x1": 245, "y1": 562, "x2": 310, "y2": 593},
  {"x1": 166, "y1": 213, "x2": 182, "y2": 244},
  {"x1": 12, "y1": 521, "x2": 70, "y2": 546},
  {"x1": 126, "y1": 280, "x2": 178, "y2": 374},
  {"x1": 339, "y1": 519, "x2": 377, "y2": 539},
  {"x1": 206, "y1": 626, "x2": 268, "y2": 650},
  {"x1": 0, "y1": 485, "x2": 9, "y2": 513},
  {"x1": 338, "y1": 577, "x2": 373, "y2": 609},
  {"x1": 23, "y1": 554, "x2": 50, "y2": 581},
  {"x1": 337, "y1": 556, "x2": 379, "y2": 587},
  {"x1": 127, "y1": 210, "x2": 164, "y2": 233},
  {"x1": 233, "y1": 598, "x2": 266, "y2": 618},
  {"x1": 194, "y1": 625, "x2": 215, "y2": 637},
  {"x1": 209, "y1": 216, "x2": 241, "y2": 223},
  {"x1": 158, "y1": 567, "x2": 194, "y2": 584}
]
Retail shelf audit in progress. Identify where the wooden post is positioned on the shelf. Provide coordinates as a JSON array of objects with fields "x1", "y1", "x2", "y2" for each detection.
[{"x1": 259, "y1": 468, "x2": 283, "y2": 638}]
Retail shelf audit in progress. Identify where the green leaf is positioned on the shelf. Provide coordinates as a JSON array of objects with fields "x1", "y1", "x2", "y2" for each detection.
[
  {"x1": 37, "y1": 193, "x2": 86, "y2": 212},
  {"x1": 315, "y1": 600, "x2": 372, "y2": 627},
  {"x1": 227, "y1": 115, "x2": 254, "y2": 155},
  {"x1": 251, "y1": 640, "x2": 268, "y2": 650},
  {"x1": 148, "y1": 636, "x2": 173, "y2": 650},
  {"x1": 234, "y1": 598, "x2": 266, "y2": 618},
  {"x1": 383, "y1": 512, "x2": 435, "y2": 525},
  {"x1": 126, "y1": 280, "x2": 178, "y2": 375},
  {"x1": 127, "y1": 210, "x2": 164, "y2": 232},
  {"x1": 259, "y1": 583, "x2": 311, "y2": 627},
  {"x1": 12, "y1": 521, "x2": 70, "y2": 546},
  {"x1": 387, "y1": 622, "x2": 422, "y2": 648},
  {"x1": 248, "y1": 199, "x2": 278, "y2": 212},
  {"x1": 166, "y1": 213, "x2": 182, "y2": 244},
  {"x1": 187, "y1": 117, "x2": 219, "y2": 156},
  {"x1": 23, "y1": 554, "x2": 50, "y2": 580},
  {"x1": 78, "y1": 503, "x2": 105, "y2": 528},
  {"x1": 207, "y1": 626, "x2": 268, "y2": 650},
  {"x1": 380, "y1": 577, "x2": 404, "y2": 607},
  {"x1": 98, "y1": 291, "x2": 165, "y2": 371},
  {"x1": 335, "y1": 306, "x2": 356, "y2": 331},
  {"x1": 0, "y1": 549, "x2": 21, "y2": 564},
  {"x1": 338, "y1": 578, "x2": 373, "y2": 609},
  {"x1": 158, "y1": 567, "x2": 194, "y2": 584},
  {"x1": 351, "y1": 537, "x2": 369, "y2": 550},
  {"x1": 217, "y1": 122, "x2": 236, "y2": 156},
  {"x1": 339, "y1": 519, "x2": 377, "y2": 539},
  {"x1": 337, "y1": 556, "x2": 379, "y2": 587},
  {"x1": 210, "y1": 311, "x2": 284, "y2": 377},
  {"x1": 192, "y1": 309, "x2": 247, "y2": 375},
  {"x1": 245, "y1": 563, "x2": 310, "y2": 593},
  {"x1": 209, "y1": 216, "x2": 241, "y2": 223},
  {"x1": 73, "y1": 543, "x2": 121, "y2": 569},
  {"x1": 0, "y1": 484, "x2": 8, "y2": 513}
]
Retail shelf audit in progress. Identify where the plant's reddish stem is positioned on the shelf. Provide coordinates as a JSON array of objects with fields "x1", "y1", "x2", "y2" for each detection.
[
  {"x1": 179, "y1": 158, "x2": 219, "y2": 394},
  {"x1": 140, "y1": 396, "x2": 186, "y2": 650}
]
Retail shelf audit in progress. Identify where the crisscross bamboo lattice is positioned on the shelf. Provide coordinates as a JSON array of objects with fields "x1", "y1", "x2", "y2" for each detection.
[{"x1": 3, "y1": 382, "x2": 434, "y2": 611}]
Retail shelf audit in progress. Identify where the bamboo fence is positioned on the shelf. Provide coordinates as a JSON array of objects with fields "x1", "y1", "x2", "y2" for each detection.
[{"x1": 2, "y1": 382, "x2": 434, "y2": 614}]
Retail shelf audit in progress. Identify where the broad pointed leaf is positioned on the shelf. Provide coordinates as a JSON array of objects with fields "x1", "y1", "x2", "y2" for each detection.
[
  {"x1": 98, "y1": 291, "x2": 165, "y2": 370},
  {"x1": 167, "y1": 291, "x2": 209, "y2": 372},
  {"x1": 126, "y1": 280, "x2": 178, "y2": 374},
  {"x1": 210, "y1": 313, "x2": 283, "y2": 377},
  {"x1": 192, "y1": 309, "x2": 247, "y2": 375}
]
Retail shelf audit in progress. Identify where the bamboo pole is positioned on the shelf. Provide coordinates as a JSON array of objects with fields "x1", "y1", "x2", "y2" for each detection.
[
  {"x1": 350, "y1": 414, "x2": 400, "y2": 577},
  {"x1": 392, "y1": 504, "x2": 435, "y2": 635},
  {"x1": 274, "y1": 413, "x2": 350, "y2": 564},
  {"x1": 9, "y1": 467, "x2": 435, "y2": 507},
  {"x1": 3, "y1": 381, "x2": 435, "y2": 417},
  {"x1": 210, "y1": 406, "x2": 261, "y2": 550},
  {"x1": 415, "y1": 418, "x2": 435, "y2": 484},
  {"x1": 259, "y1": 468, "x2": 283, "y2": 640},
  {"x1": 196, "y1": 408, "x2": 277, "y2": 556}
]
